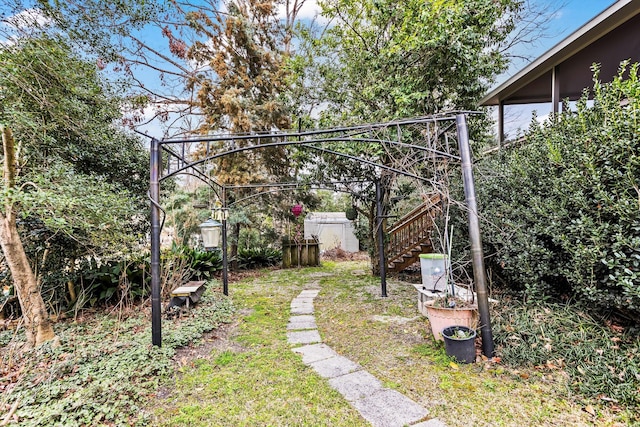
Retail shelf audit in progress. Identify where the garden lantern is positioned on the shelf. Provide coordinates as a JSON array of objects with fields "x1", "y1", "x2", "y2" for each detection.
[{"x1": 199, "y1": 218, "x2": 222, "y2": 250}]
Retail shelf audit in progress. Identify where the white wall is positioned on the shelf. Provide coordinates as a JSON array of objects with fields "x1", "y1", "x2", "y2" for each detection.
[{"x1": 304, "y1": 212, "x2": 359, "y2": 252}]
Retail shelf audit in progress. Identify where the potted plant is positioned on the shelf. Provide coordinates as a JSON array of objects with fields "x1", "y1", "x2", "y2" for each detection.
[
  {"x1": 345, "y1": 206, "x2": 358, "y2": 220},
  {"x1": 425, "y1": 289, "x2": 477, "y2": 341},
  {"x1": 422, "y1": 223, "x2": 478, "y2": 340},
  {"x1": 441, "y1": 325, "x2": 477, "y2": 363}
]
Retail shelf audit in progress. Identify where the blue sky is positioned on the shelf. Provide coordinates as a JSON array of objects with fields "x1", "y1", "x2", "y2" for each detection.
[
  {"x1": 542, "y1": 0, "x2": 613, "y2": 41},
  {"x1": 0, "y1": 0, "x2": 619, "y2": 138},
  {"x1": 130, "y1": 0, "x2": 618, "y2": 137},
  {"x1": 499, "y1": 0, "x2": 615, "y2": 82},
  {"x1": 495, "y1": 0, "x2": 618, "y2": 137}
]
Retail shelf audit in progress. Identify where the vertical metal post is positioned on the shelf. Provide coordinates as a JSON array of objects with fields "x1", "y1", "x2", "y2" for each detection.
[
  {"x1": 552, "y1": 65, "x2": 560, "y2": 114},
  {"x1": 150, "y1": 138, "x2": 162, "y2": 347},
  {"x1": 498, "y1": 102, "x2": 505, "y2": 146},
  {"x1": 456, "y1": 114, "x2": 495, "y2": 357},
  {"x1": 375, "y1": 178, "x2": 388, "y2": 297},
  {"x1": 221, "y1": 188, "x2": 229, "y2": 296}
]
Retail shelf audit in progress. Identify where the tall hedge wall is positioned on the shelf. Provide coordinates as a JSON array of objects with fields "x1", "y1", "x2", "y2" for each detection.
[{"x1": 475, "y1": 63, "x2": 640, "y2": 319}]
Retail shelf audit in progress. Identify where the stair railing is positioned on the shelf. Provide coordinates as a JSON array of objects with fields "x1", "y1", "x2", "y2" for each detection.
[{"x1": 386, "y1": 194, "x2": 441, "y2": 266}]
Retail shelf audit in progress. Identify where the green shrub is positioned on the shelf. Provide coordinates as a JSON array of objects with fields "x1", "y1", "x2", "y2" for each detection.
[
  {"x1": 475, "y1": 62, "x2": 640, "y2": 318},
  {"x1": 237, "y1": 247, "x2": 282, "y2": 269},
  {"x1": 165, "y1": 243, "x2": 222, "y2": 280},
  {"x1": 492, "y1": 299, "x2": 640, "y2": 408},
  {"x1": 70, "y1": 245, "x2": 221, "y2": 310},
  {"x1": 76, "y1": 255, "x2": 150, "y2": 308}
]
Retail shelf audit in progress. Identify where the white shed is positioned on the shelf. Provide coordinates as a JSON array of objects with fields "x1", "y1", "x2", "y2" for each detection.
[{"x1": 304, "y1": 212, "x2": 359, "y2": 253}]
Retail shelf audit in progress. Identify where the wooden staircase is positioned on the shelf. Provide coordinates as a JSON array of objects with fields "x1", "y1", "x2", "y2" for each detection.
[{"x1": 386, "y1": 194, "x2": 441, "y2": 272}]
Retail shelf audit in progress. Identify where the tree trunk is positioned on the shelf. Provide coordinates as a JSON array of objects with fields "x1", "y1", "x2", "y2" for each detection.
[
  {"x1": 67, "y1": 259, "x2": 77, "y2": 306},
  {"x1": 230, "y1": 222, "x2": 241, "y2": 271},
  {"x1": 1, "y1": 126, "x2": 57, "y2": 347},
  {"x1": 0, "y1": 218, "x2": 57, "y2": 346}
]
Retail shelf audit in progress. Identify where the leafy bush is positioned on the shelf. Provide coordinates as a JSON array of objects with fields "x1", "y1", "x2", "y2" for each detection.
[
  {"x1": 475, "y1": 63, "x2": 640, "y2": 318},
  {"x1": 3, "y1": 244, "x2": 223, "y2": 315},
  {"x1": 237, "y1": 247, "x2": 282, "y2": 269},
  {"x1": 165, "y1": 243, "x2": 222, "y2": 281},
  {"x1": 0, "y1": 288, "x2": 234, "y2": 427},
  {"x1": 75, "y1": 255, "x2": 150, "y2": 308}
]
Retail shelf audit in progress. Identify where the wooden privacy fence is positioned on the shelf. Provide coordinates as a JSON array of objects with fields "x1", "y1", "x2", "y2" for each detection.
[{"x1": 282, "y1": 238, "x2": 320, "y2": 268}]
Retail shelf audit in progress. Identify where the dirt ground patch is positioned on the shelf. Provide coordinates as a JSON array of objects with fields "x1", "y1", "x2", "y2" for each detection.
[{"x1": 172, "y1": 309, "x2": 251, "y2": 366}]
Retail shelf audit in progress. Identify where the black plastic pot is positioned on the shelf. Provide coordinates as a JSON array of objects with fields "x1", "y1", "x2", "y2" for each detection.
[{"x1": 442, "y1": 325, "x2": 477, "y2": 363}]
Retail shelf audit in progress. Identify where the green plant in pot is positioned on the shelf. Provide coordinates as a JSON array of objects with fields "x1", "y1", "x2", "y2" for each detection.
[
  {"x1": 441, "y1": 325, "x2": 477, "y2": 363},
  {"x1": 425, "y1": 287, "x2": 478, "y2": 341}
]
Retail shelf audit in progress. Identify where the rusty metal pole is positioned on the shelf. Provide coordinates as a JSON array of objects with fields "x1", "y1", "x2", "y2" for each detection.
[
  {"x1": 375, "y1": 178, "x2": 388, "y2": 297},
  {"x1": 456, "y1": 114, "x2": 495, "y2": 357},
  {"x1": 150, "y1": 138, "x2": 162, "y2": 347}
]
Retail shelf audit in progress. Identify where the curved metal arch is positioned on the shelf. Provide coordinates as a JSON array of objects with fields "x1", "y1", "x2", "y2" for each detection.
[
  {"x1": 161, "y1": 136, "x2": 450, "y2": 182},
  {"x1": 149, "y1": 113, "x2": 494, "y2": 356},
  {"x1": 225, "y1": 181, "x2": 372, "y2": 207},
  {"x1": 223, "y1": 179, "x2": 370, "y2": 189},
  {"x1": 303, "y1": 145, "x2": 429, "y2": 183},
  {"x1": 168, "y1": 171, "x2": 222, "y2": 193},
  {"x1": 162, "y1": 111, "x2": 460, "y2": 144},
  {"x1": 160, "y1": 145, "x2": 222, "y2": 190},
  {"x1": 227, "y1": 183, "x2": 374, "y2": 208},
  {"x1": 158, "y1": 113, "x2": 468, "y2": 145}
]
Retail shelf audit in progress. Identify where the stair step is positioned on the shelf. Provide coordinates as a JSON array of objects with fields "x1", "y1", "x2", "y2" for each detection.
[{"x1": 387, "y1": 197, "x2": 441, "y2": 273}]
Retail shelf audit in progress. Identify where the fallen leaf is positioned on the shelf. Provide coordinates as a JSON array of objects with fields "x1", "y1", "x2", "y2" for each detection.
[
  {"x1": 584, "y1": 405, "x2": 596, "y2": 416},
  {"x1": 449, "y1": 361, "x2": 459, "y2": 370},
  {"x1": 610, "y1": 324, "x2": 624, "y2": 333}
]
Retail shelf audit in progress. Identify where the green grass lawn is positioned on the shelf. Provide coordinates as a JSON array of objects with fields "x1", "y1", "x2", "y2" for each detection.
[
  {"x1": 152, "y1": 261, "x2": 634, "y2": 426},
  {"x1": 152, "y1": 266, "x2": 368, "y2": 426},
  {"x1": 4, "y1": 260, "x2": 634, "y2": 426}
]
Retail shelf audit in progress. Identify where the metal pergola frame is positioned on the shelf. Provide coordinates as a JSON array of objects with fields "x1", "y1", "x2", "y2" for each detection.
[{"x1": 148, "y1": 112, "x2": 495, "y2": 357}]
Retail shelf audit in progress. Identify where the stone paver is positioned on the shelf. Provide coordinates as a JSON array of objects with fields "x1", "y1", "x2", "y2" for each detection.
[
  {"x1": 308, "y1": 355, "x2": 361, "y2": 378},
  {"x1": 291, "y1": 297, "x2": 315, "y2": 305},
  {"x1": 328, "y1": 370, "x2": 383, "y2": 401},
  {"x1": 286, "y1": 330, "x2": 322, "y2": 345},
  {"x1": 289, "y1": 314, "x2": 316, "y2": 322},
  {"x1": 299, "y1": 289, "x2": 320, "y2": 298},
  {"x1": 290, "y1": 305, "x2": 314, "y2": 315},
  {"x1": 351, "y1": 389, "x2": 430, "y2": 427},
  {"x1": 287, "y1": 315, "x2": 317, "y2": 330},
  {"x1": 292, "y1": 343, "x2": 339, "y2": 364},
  {"x1": 287, "y1": 287, "x2": 444, "y2": 427}
]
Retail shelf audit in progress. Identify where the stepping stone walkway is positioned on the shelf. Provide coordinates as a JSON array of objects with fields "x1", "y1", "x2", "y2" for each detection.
[{"x1": 287, "y1": 288, "x2": 446, "y2": 427}]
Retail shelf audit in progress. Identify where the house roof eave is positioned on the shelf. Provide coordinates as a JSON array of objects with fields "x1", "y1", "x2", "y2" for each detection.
[{"x1": 480, "y1": 0, "x2": 640, "y2": 106}]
